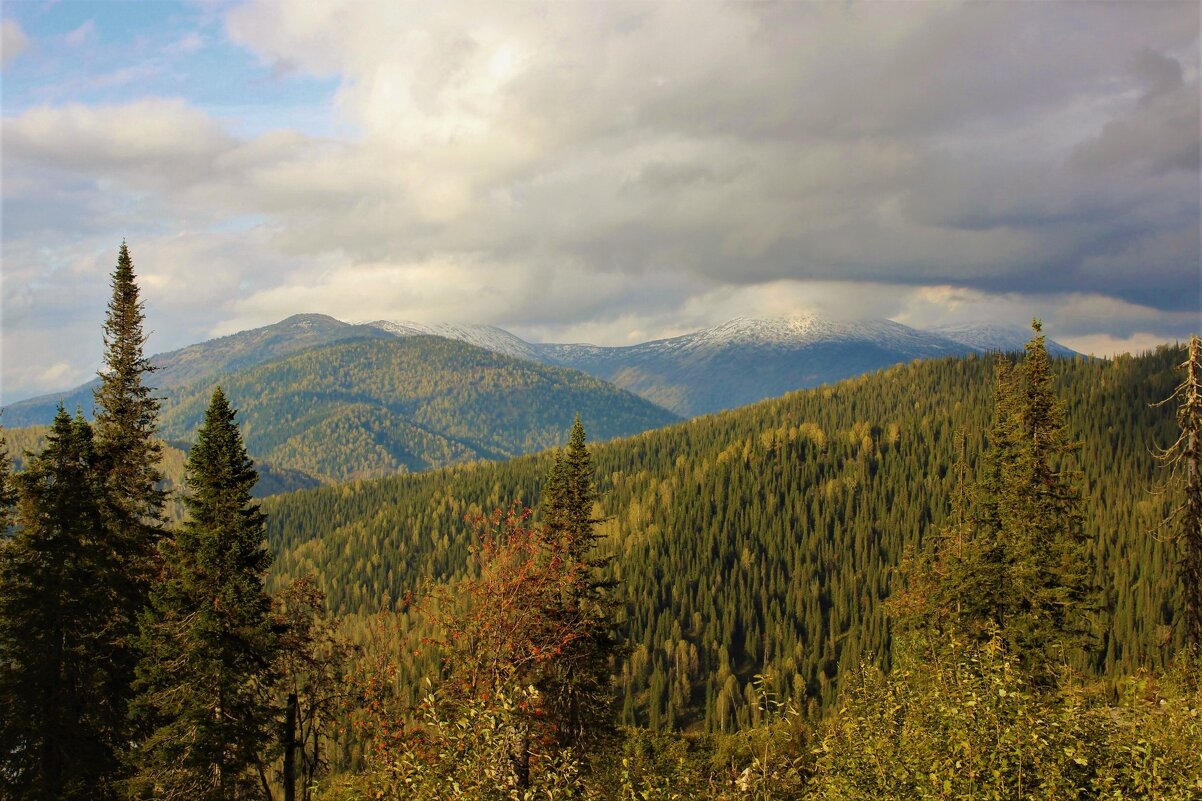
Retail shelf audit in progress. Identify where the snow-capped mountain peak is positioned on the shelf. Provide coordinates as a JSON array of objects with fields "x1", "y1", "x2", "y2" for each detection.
[{"x1": 674, "y1": 315, "x2": 961, "y2": 355}]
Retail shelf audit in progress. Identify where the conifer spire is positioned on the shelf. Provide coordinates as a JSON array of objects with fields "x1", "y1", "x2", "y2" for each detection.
[
  {"x1": 93, "y1": 240, "x2": 165, "y2": 525},
  {"x1": 0, "y1": 428, "x2": 14, "y2": 530}
]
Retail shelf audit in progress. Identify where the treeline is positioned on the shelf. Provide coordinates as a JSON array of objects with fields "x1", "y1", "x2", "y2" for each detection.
[{"x1": 264, "y1": 341, "x2": 1185, "y2": 729}]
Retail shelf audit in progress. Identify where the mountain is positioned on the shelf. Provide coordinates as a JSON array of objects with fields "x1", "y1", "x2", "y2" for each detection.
[
  {"x1": 155, "y1": 336, "x2": 679, "y2": 483},
  {"x1": 262, "y1": 346, "x2": 1182, "y2": 728},
  {"x1": 2, "y1": 314, "x2": 391, "y2": 427},
  {"x1": 928, "y1": 322, "x2": 1079, "y2": 357},
  {"x1": 370, "y1": 314, "x2": 1078, "y2": 417},
  {"x1": 366, "y1": 320, "x2": 542, "y2": 362},
  {"x1": 536, "y1": 315, "x2": 972, "y2": 416},
  {"x1": 4, "y1": 312, "x2": 1080, "y2": 428}
]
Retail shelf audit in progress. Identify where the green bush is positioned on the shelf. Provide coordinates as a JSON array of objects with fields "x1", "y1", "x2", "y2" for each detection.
[{"x1": 807, "y1": 638, "x2": 1202, "y2": 800}]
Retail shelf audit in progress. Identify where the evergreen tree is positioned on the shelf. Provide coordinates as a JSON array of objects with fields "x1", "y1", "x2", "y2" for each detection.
[
  {"x1": 92, "y1": 241, "x2": 166, "y2": 768},
  {"x1": 1154, "y1": 334, "x2": 1202, "y2": 651},
  {"x1": 1002, "y1": 322, "x2": 1094, "y2": 668},
  {"x1": 93, "y1": 241, "x2": 165, "y2": 529},
  {"x1": 539, "y1": 416, "x2": 621, "y2": 752},
  {"x1": 130, "y1": 388, "x2": 276, "y2": 800},
  {"x1": 930, "y1": 322, "x2": 1095, "y2": 678},
  {"x1": 0, "y1": 408, "x2": 123, "y2": 799}
]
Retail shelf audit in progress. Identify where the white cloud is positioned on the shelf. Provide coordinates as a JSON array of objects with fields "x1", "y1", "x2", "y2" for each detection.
[
  {"x1": 1061, "y1": 332, "x2": 1182, "y2": 358},
  {"x1": 4, "y1": 100, "x2": 235, "y2": 182},
  {"x1": 1, "y1": 18, "x2": 27, "y2": 67},
  {"x1": 63, "y1": 20, "x2": 96, "y2": 48}
]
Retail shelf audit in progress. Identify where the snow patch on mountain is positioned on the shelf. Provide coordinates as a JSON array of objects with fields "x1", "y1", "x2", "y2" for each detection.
[
  {"x1": 927, "y1": 324, "x2": 1078, "y2": 357},
  {"x1": 365, "y1": 320, "x2": 542, "y2": 362},
  {"x1": 673, "y1": 315, "x2": 963, "y2": 354}
]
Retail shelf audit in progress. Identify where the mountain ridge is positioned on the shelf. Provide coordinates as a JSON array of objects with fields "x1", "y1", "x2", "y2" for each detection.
[{"x1": 4, "y1": 311, "x2": 1080, "y2": 426}]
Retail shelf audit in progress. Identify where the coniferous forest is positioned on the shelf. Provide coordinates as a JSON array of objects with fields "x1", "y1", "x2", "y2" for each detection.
[{"x1": 2, "y1": 245, "x2": 1200, "y2": 799}]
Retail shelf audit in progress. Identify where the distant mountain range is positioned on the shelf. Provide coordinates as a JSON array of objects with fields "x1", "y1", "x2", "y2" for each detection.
[
  {"x1": 362, "y1": 314, "x2": 1078, "y2": 416},
  {"x1": 3, "y1": 312, "x2": 1079, "y2": 427},
  {"x1": 3, "y1": 323, "x2": 677, "y2": 484},
  {"x1": 152, "y1": 336, "x2": 679, "y2": 483}
]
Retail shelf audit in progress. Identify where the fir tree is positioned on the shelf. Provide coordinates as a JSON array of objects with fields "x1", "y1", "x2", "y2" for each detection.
[
  {"x1": 0, "y1": 408, "x2": 123, "y2": 799},
  {"x1": 94, "y1": 242, "x2": 165, "y2": 523},
  {"x1": 896, "y1": 323, "x2": 1095, "y2": 683},
  {"x1": 130, "y1": 388, "x2": 276, "y2": 800},
  {"x1": 1003, "y1": 321, "x2": 1094, "y2": 668},
  {"x1": 92, "y1": 241, "x2": 166, "y2": 770},
  {"x1": 539, "y1": 415, "x2": 621, "y2": 752},
  {"x1": 956, "y1": 322, "x2": 1094, "y2": 677}
]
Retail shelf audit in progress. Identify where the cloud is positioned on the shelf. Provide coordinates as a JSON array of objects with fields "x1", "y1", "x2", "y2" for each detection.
[
  {"x1": 1062, "y1": 332, "x2": 1184, "y2": 358},
  {"x1": 1, "y1": 19, "x2": 27, "y2": 67},
  {"x1": 63, "y1": 20, "x2": 96, "y2": 48},
  {"x1": 216, "y1": 1, "x2": 1202, "y2": 306},
  {"x1": 2, "y1": 1, "x2": 1199, "y2": 401},
  {"x1": 4, "y1": 100, "x2": 236, "y2": 182}
]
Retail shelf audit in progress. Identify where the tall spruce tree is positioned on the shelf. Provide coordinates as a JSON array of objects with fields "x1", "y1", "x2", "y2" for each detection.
[
  {"x1": 539, "y1": 415, "x2": 621, "y2": 753},
  {"x1": 94, "y1": 242, "x2": 165, "y2": 529},
  {"x1": 1004, "y1": 322, "x2": 1094, "y2": 668},
  {"x1": 903, "y1": 323, "x2": 1095, "y2": 681},
  {"x1": 92, "y1": 241, "x2": 166, "y2": 767},
  {"x1": 130, "y1": 388, "x2": 276, "y2": 800},
  {"x1": 0, "y1": 408, "x2": 124, "y2": 799}
]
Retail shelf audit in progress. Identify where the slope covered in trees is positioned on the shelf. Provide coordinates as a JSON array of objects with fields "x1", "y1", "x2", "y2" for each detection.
[
  {"x1": 265, "y1": 347, "x2": 1184, "y2": 728},
  {"x1": 156, "y1": 336, "x2": 680, "y2": 483},
  {"x1": 0, "y1": 314, "x2": 393, "y2": 428},
  {"x1": 2, "y1": 426, "x2": 317, "y2": 508}
]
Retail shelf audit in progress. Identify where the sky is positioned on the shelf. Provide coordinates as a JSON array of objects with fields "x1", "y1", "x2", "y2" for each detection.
[{"x1": 1, "y1": 0, "x2": 1199, "y2": 404}]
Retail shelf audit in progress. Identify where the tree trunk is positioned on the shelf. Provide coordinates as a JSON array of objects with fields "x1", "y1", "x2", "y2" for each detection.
[{"x1": 283, "y1": 691, "x2": 298, "y2": 801}]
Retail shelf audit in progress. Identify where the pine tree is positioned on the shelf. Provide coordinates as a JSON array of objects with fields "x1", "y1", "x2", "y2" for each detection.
[
  {"x1": 130, "y1": 388, "x2": 276, "y2": 800},
  {"x1": 0, "y1": 408, "x2": 123, "y2": 799},
  {"x1": 539, "y1": 415, "x2": 621, "y2": 752},
  {"x1": 1154, "y1": 334, "x2": 1202, "y2": 651},
  {"x1": 92, "y1": 241, "x2": 166, "y2": 769}
]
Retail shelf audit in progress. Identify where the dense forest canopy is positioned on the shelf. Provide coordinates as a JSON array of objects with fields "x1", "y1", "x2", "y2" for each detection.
[{"x1": 264, "y1": 346, "x2": 1186, "y2": 728}]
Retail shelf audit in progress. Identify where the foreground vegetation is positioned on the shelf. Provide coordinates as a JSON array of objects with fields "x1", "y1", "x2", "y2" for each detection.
[{"x1": 0, "y1": 243, "x2": 1198, "y2": 798}]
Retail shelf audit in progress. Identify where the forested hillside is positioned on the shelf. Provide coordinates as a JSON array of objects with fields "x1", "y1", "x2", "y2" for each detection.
[
  {"x1": 0, "y1": 314, "x2": 393, "y2": 427},
  {"x1": 2, "y1": 425, "x2": 318, "y2": 507},
  {"x1": 265, "y1": 347, "x2": 1184, "y2": 728},
  {"x1": 157, "y1": 336, "x2": 679, "y2": 483}
]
